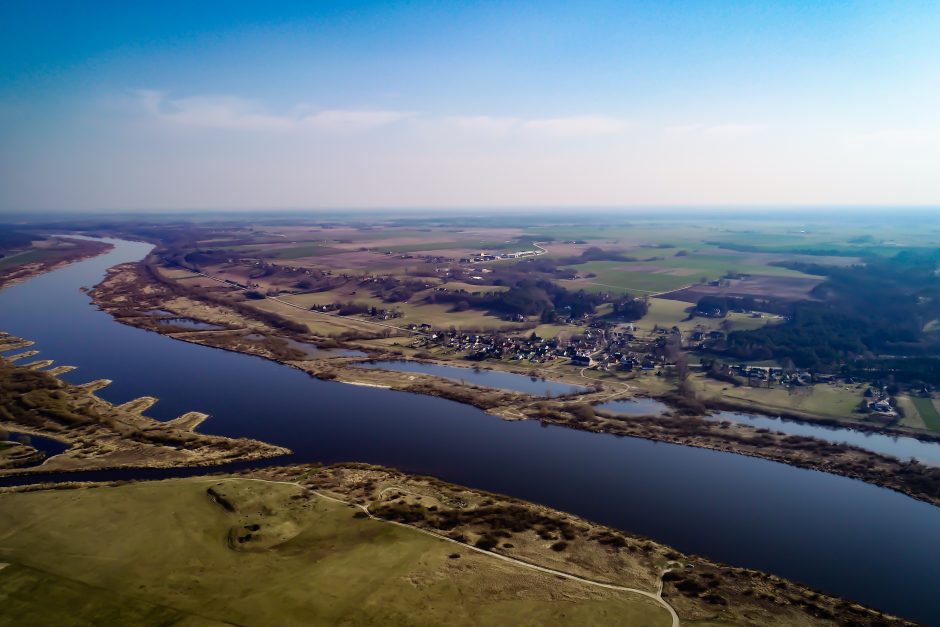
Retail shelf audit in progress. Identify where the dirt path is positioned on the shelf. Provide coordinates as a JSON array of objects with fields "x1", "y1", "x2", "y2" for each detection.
[
  {"x1": 579, "y1": 366, "x2": 633, "y2": 400},
  {"x1": 212, "y1": 477, "x2": 681, "y2": 627}
]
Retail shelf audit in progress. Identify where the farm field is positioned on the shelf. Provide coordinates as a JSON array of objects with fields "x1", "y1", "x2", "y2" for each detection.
[
  {"x1": 249, "y1": 298, "x2": 395, "y2": 336},
  {"x1": 558, "y1": 251, "x2": 820, "y2": 297},
  {"x1": 693, "y1": 377, "x2": 868, "y2": 421},
  {"x1": 637, "y1": 298, "x2": 780, "y2": 334},
  {"x1": 0, "y1": 236, "x2": 106, "y2": 271},
  {"x1": 908, "y1": 396, "x2": 940, "y2": 431},
  {"x1": 657, "y1": 274, "x2": 823, "y2": 304},
  {"x1": 280, "y1": 290, "x2": 520, "y2": 331},
  {"x1": 0, "y1": 249, "x2": 52, "y2": 270},
  {"x1": 560, "y1": 267, "x2": 699, "y2": 296},
  {"x1": 0, "y1": 478, "x2": 671, "y2": 627},
  {"x1": 648, "y1": 254, "x2": 819, "y2": 278}
]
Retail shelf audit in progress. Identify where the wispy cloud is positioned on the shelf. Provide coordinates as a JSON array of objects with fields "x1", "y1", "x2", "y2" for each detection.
[
  {"x1": 702, "y1": 123, "x2": 764, "y2": 137},
  {"x1": 299, "y1": 109, "x2": 414, "y2": 131},
  {"x1": 447, "y1": 114, "x2": 630, "y2": 138},
  {"x1": 134, "y1": 91, "x2": 632, "y2": 139},
  {"x1": 522, "y1": 115, "x2": 631, "y2": 137},
  {"x1": 852, "y1": 128, "x2": 934, "y2": 146},
  {"x1": 134, "y1": 90, "x2": 412, "y2": 132},
  {"x1": 665, "y1": 123, "x2": 765, "y2": 137},
  {"x1": 447, "y1": 115, "x2": 520, "y2": 135}
]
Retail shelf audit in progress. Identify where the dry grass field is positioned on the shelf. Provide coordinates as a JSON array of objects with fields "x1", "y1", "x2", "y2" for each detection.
[{"x1": 0, "y1": 478, "x2": 672, "y2": 627}]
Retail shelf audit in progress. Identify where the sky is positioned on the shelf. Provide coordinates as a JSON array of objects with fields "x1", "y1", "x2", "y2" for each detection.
[{"x1": 1, "y1": 1, "x2": 939, "y2": 211}]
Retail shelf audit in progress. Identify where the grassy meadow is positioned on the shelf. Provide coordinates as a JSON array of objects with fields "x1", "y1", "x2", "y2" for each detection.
[{"x1": 0, "y1": 478, "x2": 670, "y2": 627}]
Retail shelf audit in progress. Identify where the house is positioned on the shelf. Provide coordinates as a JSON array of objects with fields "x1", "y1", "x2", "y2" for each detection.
[
  {"x1": 869, "y1": 399, "x2": 896, "y2": 415},
  {"x1": 570, "y1": 354, "x2": 594, "y2": 367}
]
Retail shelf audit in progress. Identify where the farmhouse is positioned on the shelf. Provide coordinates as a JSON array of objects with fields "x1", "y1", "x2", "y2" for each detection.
[{"x1": 570, "y1": 354, "x2": 594, "y2": 367}]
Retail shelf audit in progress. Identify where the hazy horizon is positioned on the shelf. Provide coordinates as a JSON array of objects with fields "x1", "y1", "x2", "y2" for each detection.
[
  {"x1": 2, "y1": 2, "x2": 939, "y2": 211},
  {"x1": 3, "y1": 205, "x2": 939, "y2": 222}
]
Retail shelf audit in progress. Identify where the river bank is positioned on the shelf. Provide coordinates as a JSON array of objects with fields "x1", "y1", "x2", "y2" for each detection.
[
  {"x1": 0, "y1": 463, "x2": 911, "y2": 626},
  {"x1": 90, "y1": 259, "x2": 940, "y2": 508},
  {"x1": 303, "y1": 462, "x2": 911, "y2": 626},
  {"x1": 0, "y1": 237, "x2": 112, "y2": 291},
  {"x1": 0, "y1": 333, "x2": 289, "y2": 477},
  {"x1": 5, "y1": 236, "x2": 940, "y2": 624}
]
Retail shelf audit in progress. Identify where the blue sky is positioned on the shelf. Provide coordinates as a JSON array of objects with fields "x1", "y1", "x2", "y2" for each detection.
[{"x1": 2, "y1": 1, "x2": 938, "y2": 210}]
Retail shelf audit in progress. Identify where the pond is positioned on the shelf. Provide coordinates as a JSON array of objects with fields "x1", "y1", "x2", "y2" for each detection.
[
  {"x1": 355, "y1": 360, "x2": 587, "y2": 396},
  {"x1": 708, "y1": 410, "x2": 940, "y2": 467},
  {"x1": 595, "y1": 397, "x2": 671, "y2": 416},
  {"x1": 155, "y1": 317, "x2": 225, "y2": 330},
  {"x1": 3, "y1": 432, "x2": 70, "y2": 466},
  {"x1": 244, "y1": 333, "x2": 366, "y2": 358}
]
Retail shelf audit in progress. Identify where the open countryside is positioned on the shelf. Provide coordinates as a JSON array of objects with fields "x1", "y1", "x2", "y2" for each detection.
[{"x1": 3, "y1": 2, "x2": 940, "y2": 626}]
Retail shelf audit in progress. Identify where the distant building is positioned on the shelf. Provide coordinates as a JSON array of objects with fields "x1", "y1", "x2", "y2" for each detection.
[{"x1": 570, "y1": 354, "x2": 594, "y2": 367}]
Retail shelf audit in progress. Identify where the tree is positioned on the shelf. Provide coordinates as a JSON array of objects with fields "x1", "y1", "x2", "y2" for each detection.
[{"x1": 676, "y1": 352, "x2": 689, "y2": 383}]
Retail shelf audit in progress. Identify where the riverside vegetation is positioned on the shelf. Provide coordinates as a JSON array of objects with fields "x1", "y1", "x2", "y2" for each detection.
[
  {"x1": 89, "y1": 257, "x2": 940, "y2": 508},
  {"x1": 0, "y1": 464, "x2": 912, "y2": 627},
  {"x1": 2, "y1": 219, "x2": 938, "y2": 625}
]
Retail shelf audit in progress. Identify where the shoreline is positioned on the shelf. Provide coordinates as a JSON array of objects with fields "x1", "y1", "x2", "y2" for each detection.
[
  {"x1": 0, "y1": 237, "x2": 113, "y2": 291},
  {"x1": 0, "y1": 332, "x2": 290, "y2": 478},
  {"x1": 0, "y1": 462, "x2": 912, "y2": 626},
  {"x1": 84, "y1": 261, "x2": 940, "y2": 508},
  {"x1": 5, "y1": 248, "x2": 939, "y2": 504},
  {"x1": 0, "y1": 234, "x2": 933, "y2": 624}
]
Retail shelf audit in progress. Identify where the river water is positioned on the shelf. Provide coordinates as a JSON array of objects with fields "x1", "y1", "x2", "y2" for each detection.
[{"x1": 0, "y1": 238, "x2": 938, "y2": 624}]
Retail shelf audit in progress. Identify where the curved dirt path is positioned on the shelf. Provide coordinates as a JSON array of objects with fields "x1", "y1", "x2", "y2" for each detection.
[{"x1": 212, "y1": 477, "x2": 680, "y2": 627}]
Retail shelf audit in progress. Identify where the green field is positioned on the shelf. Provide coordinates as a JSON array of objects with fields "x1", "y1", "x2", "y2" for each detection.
[
  {"x1": 557, "y1": 247, "x2": 821, "y2": 296},
  {"x1": 561, "y1": 266, "x2": 700, "y2": 295},
  {"x1": 650, "y1": 254, "x2": 818, "y2": 278},
  {"x1": 695, "y1": 377, "x2": 867, "y2": 420},
  {"x1": 0, "y1": 249, "x2": 51, "y2": 270},
  {"x1": 269, "y1": 243, "x2": 345, "y2": 259},
  {"x1": 0, "y1": 478, "x2": 670, "y2": 626},
  {"x1": 280, "y1": 290, "x2": 517, "y2": 330},
  {"x1": 371, "y1": 240, "x2": 519, "y2": 254},
  {"x1": 911, "y1": 396, "x2": 940, "y2": 431},
  {"x1": 639, "y1": 298, "x2": 777, "y2": 334}
]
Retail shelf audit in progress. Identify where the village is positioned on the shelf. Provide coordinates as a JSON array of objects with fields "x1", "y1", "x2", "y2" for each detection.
[
  {"x1": 164, "y1": 239, "x2": 915, "y2": 427},
  {"x1": 406, "y1": 321, "x2": 904, "y2": 420}
]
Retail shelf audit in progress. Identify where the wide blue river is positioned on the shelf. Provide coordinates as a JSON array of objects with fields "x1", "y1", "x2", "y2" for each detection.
[{"x1": 1, "y1": 238, "x2": 938, "y2": 624}]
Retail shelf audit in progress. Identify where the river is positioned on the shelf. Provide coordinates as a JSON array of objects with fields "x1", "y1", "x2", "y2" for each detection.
[{"x1": 0, "y1": 238, "x2": 938, "y2": 624}]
